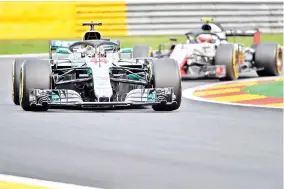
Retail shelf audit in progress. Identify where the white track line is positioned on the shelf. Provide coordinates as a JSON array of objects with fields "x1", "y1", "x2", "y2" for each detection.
[
  {"x1": 182, "y1": 76, "x2": 284, "y2": 109},
  {"x1": 0, "y1": 174, "x2": 103, "y2": 189}
]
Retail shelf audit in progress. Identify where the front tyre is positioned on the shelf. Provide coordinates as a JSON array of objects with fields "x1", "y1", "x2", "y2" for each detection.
[
  {"x1": 12, "y1": 59, "x2": 25, "y2": 105},
  {"x1": 215, "y1": 44, "x2": 239, "y2": 81},
  {"x1": 151, "y1": 58, "x2": 182, "y2": 111},
  {"x1": 20, "y1": 59, "x2": 52, "y2": 111}
]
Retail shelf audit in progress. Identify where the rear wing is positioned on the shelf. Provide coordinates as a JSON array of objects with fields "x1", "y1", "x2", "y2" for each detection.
[
  {"x1": 48, "y1": 40, "x2": 79, "y2": 61},
  {"x1": 225, "y1": 29, "x2": 258, "y2": 36},
  {"x1": 225, "y1": 29, "x2": 261, "y2": 45},
  {"x1": 185, "y1": 28, "x2": 261, "y2": 45},
  {"x1": 49, "y1": 40, "x2": 79, "y2": 51}
]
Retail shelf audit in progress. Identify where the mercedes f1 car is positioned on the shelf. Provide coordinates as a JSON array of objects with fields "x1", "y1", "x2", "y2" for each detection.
[
  {"x1": 153, "y1": 18, "x2": 283, "y2": 81},
  {"x1": 12, "y1": 22, "x2": 181, "y2": 112}
]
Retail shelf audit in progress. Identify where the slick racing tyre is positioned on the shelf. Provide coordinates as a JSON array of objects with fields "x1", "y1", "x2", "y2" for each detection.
[
  {"x1": 215, "y1": 44, "x2": 239, "y2": 81},
  {"x1": 133, "y1": 45, "x2": 152, "y2": 58},
  {"x1": 12, "y1": 59, "x2": 25, "y2": 105},
  {"x1": 151, "y1": 58, "x2": 182, "y2": 111},
  {"x1": 254, "y1": 43, "x2": 283, "y2": 77},
  {"x1": 20, "y1": 59, "x2": 52, "y2": 111}
]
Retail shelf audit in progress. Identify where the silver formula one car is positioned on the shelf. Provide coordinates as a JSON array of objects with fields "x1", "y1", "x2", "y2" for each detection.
[
  {"x1": 12, "y1": 22, "x2": 181, "y2": 112},
  {"x1": 153, "y1": 17, "x2": 283, "y2": 81}
]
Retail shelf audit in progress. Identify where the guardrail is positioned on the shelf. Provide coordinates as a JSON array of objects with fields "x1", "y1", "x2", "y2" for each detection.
[
  {"x1": 0, "y1": 0, "x2": 282, "y2": 39},
  {"x1": 126, "y1": 0, "x2": 284, "y2": 35}
]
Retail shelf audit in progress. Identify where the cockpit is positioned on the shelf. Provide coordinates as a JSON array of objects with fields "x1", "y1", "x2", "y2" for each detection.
[
  {"x1": 66, "y1": 40, "x2": 119, "y2": 63},
  {"x1": 83, "y1": 45, "x2": 106, "y2": 58}
]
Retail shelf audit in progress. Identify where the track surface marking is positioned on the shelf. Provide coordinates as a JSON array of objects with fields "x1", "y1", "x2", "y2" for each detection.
[
  {"x1": 0, "y1": 174, "x2": 101, "y2": 189},
  {"x1": 183, "y1": 76, "x2": 284, "y2": 109}
]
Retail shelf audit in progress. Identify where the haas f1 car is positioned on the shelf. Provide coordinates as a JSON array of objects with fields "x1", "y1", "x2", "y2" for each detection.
[
  {"x1": 154, "y1": 18, "x2": 283, "y2": 80},
  {"x1": 12, "y1": 22, "x2": 182, "y2": 111}
]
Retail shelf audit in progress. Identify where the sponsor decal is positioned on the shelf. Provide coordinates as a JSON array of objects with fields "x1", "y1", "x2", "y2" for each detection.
[
  {"x1": 90, "y1": 58, "x2": 107, "y2": 63},
  {"x1": 147, "y1": 91, "x2": 156, "y2": 102}
]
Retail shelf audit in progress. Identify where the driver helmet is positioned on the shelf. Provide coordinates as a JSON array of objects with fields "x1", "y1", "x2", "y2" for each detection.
[
  {"x1": 84, "y1": 45, "x2": 94, "y2": 57},
  {"x1": 201, "y1": 23, "x2": 226, "y2": 41},
  {"x1": 95, "y1": 46, "x2": 106, "y2": 58},
  {"x1": 84, "y1": 45, "x2": 106, "y2": 58},
  {"x1": 197, "y1": 34, "x2": 214, "y2": 43}
]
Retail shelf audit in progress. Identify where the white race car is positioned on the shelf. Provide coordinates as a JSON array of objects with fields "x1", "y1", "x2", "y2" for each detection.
[{"x1": 154, "y1": 18, "x2": 283, "y2": 81}]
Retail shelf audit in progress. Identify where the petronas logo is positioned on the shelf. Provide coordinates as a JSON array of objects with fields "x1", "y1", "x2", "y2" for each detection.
[{"x1": 147, "y1": 91, "x2": 156, "y2": 102}]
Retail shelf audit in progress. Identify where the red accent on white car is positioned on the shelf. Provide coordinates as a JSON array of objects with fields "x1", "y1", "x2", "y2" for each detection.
[
  {"x1": 90, "y1": 58, "x2": 107, "y2": 63},
  {"x1": 216, "y1": 67, "x2": 224, "y2": 77}
]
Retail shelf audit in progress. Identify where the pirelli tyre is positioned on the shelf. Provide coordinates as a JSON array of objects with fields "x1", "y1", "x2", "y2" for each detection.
[
  {"x1": 12, "y1": 59, "x2": 26, "y2": 105},
  {"x1": 20, "y1": 59, "x2": 52, "y2": 111},
  {"x1": 133, "y1": 45, "x2": 153, "y2": 58},
  {"x1": 214, "y1": 44, "x2": 239, "y2": 81},
  {"x1": 151, "y1": 58, "x2": 182, "y2": 111},
  {"x1": 254, "y1": 43, "x2": 283, "y2": 77}
]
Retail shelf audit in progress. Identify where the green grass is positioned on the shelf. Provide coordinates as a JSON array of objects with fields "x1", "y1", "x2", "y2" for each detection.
[
  {"x1": 242, "y1": 80, "x2": 284, "y2": 98},
  {"x1": 0, "y1": 33, "x2": 282, "y2": 55}
]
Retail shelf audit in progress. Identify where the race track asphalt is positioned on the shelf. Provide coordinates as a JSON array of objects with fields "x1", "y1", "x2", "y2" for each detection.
[{"x1": 0, "y1": 57, "x2": 282, "y2": 189}]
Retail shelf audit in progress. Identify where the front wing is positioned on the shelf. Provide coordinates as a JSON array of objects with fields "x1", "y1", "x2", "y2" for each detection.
[{"x1": 28, "y1": 88, "x2": 177, "y2": 108}]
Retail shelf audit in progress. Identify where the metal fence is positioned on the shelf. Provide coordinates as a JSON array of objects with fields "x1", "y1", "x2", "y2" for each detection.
[{"x1": 125, "y1": 0, "x2": 284, "y2": 35}]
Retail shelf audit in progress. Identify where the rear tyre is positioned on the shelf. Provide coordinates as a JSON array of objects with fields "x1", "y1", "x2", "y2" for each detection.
[
  {"x1": 215, "y1": 44, "x2": 239, "y2": 81},
  {"x1": 151, "y1": 58, "x2": 182, "y2": 111},
  {"x1": 133, "y1": 45, "x2": 152, "y2": 58},
  {"x1": 20, "y1": 59, "x2": 52, "y2": 111},
  {"x1": 12, "y1": 59, "x2": 25, "y2": 105},
  {"x1": 254, "y1": 43, "x2": 283, "y2": 77}
]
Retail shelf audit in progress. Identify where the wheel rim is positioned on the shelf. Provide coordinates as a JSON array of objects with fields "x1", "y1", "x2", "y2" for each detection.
[
  {"x1": 20, "y1": 64, "x2": 24, "y2": 105},
  {"x1": 276, "y1": 47, "x2": 283, "y2": 74},
  {"x1": 232, "y1": 49, "x2": 239, "y2": 79}
]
